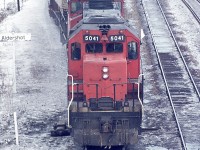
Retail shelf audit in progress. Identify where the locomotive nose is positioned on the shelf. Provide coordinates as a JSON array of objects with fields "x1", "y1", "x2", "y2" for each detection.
[{"x1": 83, "y1": 55, "x2": 127, "y2": 109}]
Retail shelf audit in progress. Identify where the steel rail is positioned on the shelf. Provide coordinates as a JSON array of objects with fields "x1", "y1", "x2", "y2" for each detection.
[
  {"x1": 141, "y1": 0, "x2": 187, "y2": 149},
  {"x1": 157, "y1": 0, "x2": 200, "y2": 146},
  {"x1": 50, "y1": 9, "x2": 67, "y2": 40},
  {"x1": 158, "y1": 0, "x2": 200, "y2": 101},
  {"x1": 154, "y1": 1, "x2": 187, "y2": 146},
  {"x1": 182, "y1": 0, "x2": 200, "y2": 24},
  {"x1": 157, "y1": 0, "x2": 200, "y2": 147},
  {"x1": 159, "y1": 0, "x2": 188, "y2": 147}
]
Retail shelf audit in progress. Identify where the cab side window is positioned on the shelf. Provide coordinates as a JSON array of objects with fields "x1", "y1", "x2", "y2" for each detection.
[
  {"x1": 128, "y1": 41, "x2": 137, "y2": 59},
  {"x1": 71, "y1": 2, "x2": 82, "y2": 13},
  {"x1": 71, "y1": 42, "x2": 81, "y2": 60}
]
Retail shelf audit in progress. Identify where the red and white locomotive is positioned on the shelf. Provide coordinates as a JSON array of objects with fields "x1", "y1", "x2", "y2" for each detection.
[{"x1": 50, "y1": 0, "x2": 143, "y2": 149}]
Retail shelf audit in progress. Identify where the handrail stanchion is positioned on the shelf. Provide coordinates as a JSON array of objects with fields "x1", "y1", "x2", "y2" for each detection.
[
  {"x1": 67, "y1": 74, "x2": 74, "y2": 128},
  {"x1": 137, "y1": 74, "x2": 144, "y2": 110}
]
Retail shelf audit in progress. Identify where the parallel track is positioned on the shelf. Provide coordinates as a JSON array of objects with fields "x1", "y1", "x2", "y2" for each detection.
[
  {"x1": 182, "y1": 0, "x2": 200, "y2": 24},
  {"x1": 142, "y1": 0, "x2": 200, "y2": 149},
  {"x1": 49, "y1": 6, "x2": 67, "y2": 41},
  {"x1": 161, "y1": 0, "x2": 200, "y2": 101}
]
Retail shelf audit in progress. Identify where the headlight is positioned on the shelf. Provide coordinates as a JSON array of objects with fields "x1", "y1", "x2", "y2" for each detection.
[
  {"x1": 102, "y1": 73, "x2": 109, "y2": 79},
  {"x1": 102, "y1": 66, "x2": 109, "y2": 73}
]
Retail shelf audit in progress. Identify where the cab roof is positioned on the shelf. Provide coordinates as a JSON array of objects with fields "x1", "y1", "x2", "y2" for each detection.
[
  {"x1": 69, "y1": 17, "x2": 139, "y2": 40},
  {"x1": 69, "y1": 2, "x2": 139, "y2": 40}
]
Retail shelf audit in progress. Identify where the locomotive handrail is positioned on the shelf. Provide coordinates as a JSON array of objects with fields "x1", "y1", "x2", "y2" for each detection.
[
  {"x1": 137, "y1": 74, "x2": 144, "y2": 109},
  {"x1": 67, "y1": 74, "x2": 74, "y2": 128}
]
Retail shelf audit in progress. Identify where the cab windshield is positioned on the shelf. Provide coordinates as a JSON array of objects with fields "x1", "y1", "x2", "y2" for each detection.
[
  {"x1": 106, "y1": 43, "x2": 123, "y2": 53},
  {"x1": 86, "y1": 43, "x2": 103, "y2": 53},
  {"x1": 85, "y1": 43, "x2": 123, "y2": 53}
]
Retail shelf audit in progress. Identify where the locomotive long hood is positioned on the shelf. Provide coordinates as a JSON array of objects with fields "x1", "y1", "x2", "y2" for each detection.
[{"x1": 83, "y1": 54, "x2": 127, "y2": 101}]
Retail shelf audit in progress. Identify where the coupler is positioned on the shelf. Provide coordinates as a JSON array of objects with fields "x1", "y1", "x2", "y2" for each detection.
[{"x1": 51, "y1": 123, "x2": 71, "y2": 136}]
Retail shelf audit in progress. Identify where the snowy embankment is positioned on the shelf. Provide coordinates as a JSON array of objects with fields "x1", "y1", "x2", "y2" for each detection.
[
  {"x1": 0, "y1": 0, "x2": 14, "y2": 9},
  {"x1": 0, "y1": 0, "x2": 76, "y2": 149},
  {"x1": 0, "y1": 0, "x2": 25, "y2": 22}
]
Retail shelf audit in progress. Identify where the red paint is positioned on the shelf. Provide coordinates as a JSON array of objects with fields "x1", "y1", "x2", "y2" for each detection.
[{"x1": 68, "y1": 29, "x2": 141, "y2": 102}]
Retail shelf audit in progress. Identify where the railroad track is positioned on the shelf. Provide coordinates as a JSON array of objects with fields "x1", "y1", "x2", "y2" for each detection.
[
  {"x1": 142, "y1": 0, "x2": 200, "y2": 149},
  {"x1": 182, "y1": 0, "x2": 200, "y2": 24},
  {"x1": 156, "y1": 0, "x2": 200, "y2": 101},
  {"x1": 48, "y1": 6, "x2": 67, "y2": 41}
]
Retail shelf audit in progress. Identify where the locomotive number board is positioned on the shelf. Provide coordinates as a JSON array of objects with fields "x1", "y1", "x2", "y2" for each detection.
[
  {"x1": 83, "y1": 35, "x2": 100, "y2": 42},
  {"x1": 109, "y1": 35, "x2": 125, "y2": 42}
]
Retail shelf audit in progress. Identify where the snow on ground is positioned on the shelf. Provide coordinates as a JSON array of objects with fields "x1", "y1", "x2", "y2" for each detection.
[
  {"x1": 163, "y1": 0, "x2": 200, "y2": 149},
  {"x1": 0, "y1": 0, "x2": 14, "y2": 9},
  {"x1": 0, "y1": 0, "x2": 199, "y2": 149},
  {"x1": 0, "y1": 0, "x2": 24, "y2": 9},
  {"x1": 0, "y1": 0, "x2": 26, "y2": 22},
  {"x1": 0, "y1": 0, "x2": 78, "y2": 149},
  {"x1": 166, "y1": 0, "x2": 200, "y2": 70},
  {"x1": 125, "y1": 0, "x2": 200, "y2": 149}
]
